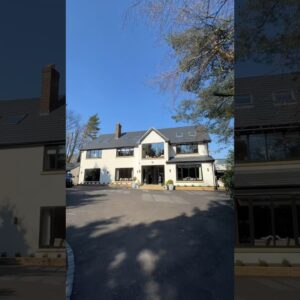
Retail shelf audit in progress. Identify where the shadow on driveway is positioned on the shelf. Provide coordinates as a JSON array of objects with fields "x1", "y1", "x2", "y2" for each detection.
[{"x1": 68, "y1": 200, "x2": 234, "y2": 300}]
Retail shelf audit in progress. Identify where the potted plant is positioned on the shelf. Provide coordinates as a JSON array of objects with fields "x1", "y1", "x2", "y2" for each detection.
[
  {"x1": 166, "y1": 179, "x2": 174, "y2": 190},
  {"x1": 132, "y1": 177, "x2": 140, "y2": 189}
]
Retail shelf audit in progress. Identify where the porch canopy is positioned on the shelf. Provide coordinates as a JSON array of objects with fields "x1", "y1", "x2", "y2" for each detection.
[{"x1": 166, "y1": 155, "x2": 214, "y2": 164}]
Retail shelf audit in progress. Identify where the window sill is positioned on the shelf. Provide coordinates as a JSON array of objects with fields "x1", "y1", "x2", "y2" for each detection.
[
  {"x1": 142, "y1": 157, "x2": 165, "y2": 160},
  {"x1": 86, "y1": 157, "x2": 102, "y2": 159},
  {"x1": 176, "y1": 153, "x2": 199, "y2": 156},
  {"x1": 40, "y1": 170, "x2": 65, "y2": 175},
  {"x1": 176, "y1": 180, "x2": 203, "y2": 182},
  {"x1": 235, "y1": 247, "x2": 300, "y2": 252},
  {"x1": 37, "y1": 247, "x2": 65, "y2": 251}
]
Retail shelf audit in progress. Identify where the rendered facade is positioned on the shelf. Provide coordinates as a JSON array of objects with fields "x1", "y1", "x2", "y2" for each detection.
[
  {"x1": 235, "y1": 73, "x2": 300, "y2": 264},
  {"x1": 79, "y1": 124, "x2": 217, "y2": 188},
  {"x1": 0, "y1": 65, "x2": 65, "y2": 257}
]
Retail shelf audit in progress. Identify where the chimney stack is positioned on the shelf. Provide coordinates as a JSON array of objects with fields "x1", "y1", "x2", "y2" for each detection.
[
  {"x1": 115, "y1": 123, "x2": 122, "y2": 139},
  {"x1": 40, "y1": 64, "x2": 60, "y2": 114}
]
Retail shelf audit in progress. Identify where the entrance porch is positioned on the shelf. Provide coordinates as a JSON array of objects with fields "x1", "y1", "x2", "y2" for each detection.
[{"x1": 142, "y1": 165, "x2": 164, "y2": 185}]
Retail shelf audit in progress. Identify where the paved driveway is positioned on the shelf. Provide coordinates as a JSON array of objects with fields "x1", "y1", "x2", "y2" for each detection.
[
  {"x1": 235, "y1": 277, "x2": 300, "y2": 300},
  {"x1": 67, "y1": 187, "x2": 234, "y2": 300},
  {"x1": 0, "y1": 266, "x2": 65, "y2": 299}
]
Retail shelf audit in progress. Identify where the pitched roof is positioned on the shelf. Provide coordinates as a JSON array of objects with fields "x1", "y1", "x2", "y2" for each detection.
[
  {"x1": 81, "y1": 125, "x2": 210, "y2": 150},
  {"x1": 0, "y1": 98, "x2": 65, "y2": 147},
  {"x1": 166, "y1": 155, "x2": 214, "y2": 164},
  {"x1": 235, "y1": 73, "x2": 300, "y2": 129},
  {"x1": 66, "y1": 162, "x2": 80, "y2": 171}
]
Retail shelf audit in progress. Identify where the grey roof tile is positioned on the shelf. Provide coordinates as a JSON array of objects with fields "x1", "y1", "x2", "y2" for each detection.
[
  {"x1": 0, "y1": 98, "x2": 65, "y2": 147},
  {"x1": 166, "y1": 155, "x2": 214, "y2": 164},
  {"x1": 82, "y1": 125, "x2": 210, "y2": 150}
]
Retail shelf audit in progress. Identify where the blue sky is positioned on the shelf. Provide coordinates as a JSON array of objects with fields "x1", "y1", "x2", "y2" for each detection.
[{"x1": 67, "y1": 0, "x2": 231, "y2": 158}]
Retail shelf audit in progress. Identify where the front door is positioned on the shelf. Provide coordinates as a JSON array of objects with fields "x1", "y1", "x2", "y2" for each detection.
[{"x1": 142, "y1": 166, "x2": 164, "y2": 184}]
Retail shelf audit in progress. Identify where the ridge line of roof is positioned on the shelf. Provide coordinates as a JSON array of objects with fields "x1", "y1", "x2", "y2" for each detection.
[{"x1": 96, "y1": 125, "x2": 206, "y2": 137}]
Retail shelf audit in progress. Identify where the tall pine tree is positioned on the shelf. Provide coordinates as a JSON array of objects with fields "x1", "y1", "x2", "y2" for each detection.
[{"x1": 83, "y1": 114, "x2": 101, "y2": 141}]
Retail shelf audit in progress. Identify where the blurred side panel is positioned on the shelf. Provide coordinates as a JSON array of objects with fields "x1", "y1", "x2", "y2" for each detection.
[
  {"x1": 0, "y1": 1, "x2": 65, "y2": 299},
  {"x1": 235, "y1": 0, "x2": 300, "y2": 266}
]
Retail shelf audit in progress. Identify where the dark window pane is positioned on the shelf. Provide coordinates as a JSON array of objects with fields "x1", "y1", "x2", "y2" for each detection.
[
  {"x1": 84, "y1": 168, "x2": 100, "y2": 182},
  {"x1": 176, "y1": 144, "x2": 198, "y2": 154},
  {"x1": 285, "y1": 131, "x2": 300, "y2": 160},
  {"x1": 177, "y1": 165, "x2": 202, "y2": 181},
  {"x1": 86, "y1": 149, "x2": 102, "y2": 158},
  {"x1": 117, "y1": 147, "x2": 134, "y2": 156},
  {"x1": 253, "y1": 205, "x2": 273, "y2": 246},
  {"x1": 237, "y1": 202, "x2": 251, "y2": 245},
  {"x1": 235, "y1": 135, "x2": 248, "y2": 161},
  {"x1": 266, "y1": 132, "x2": 285, "y2": 160},
  {"x1": 142, "y1": 143, "x2": 164, "y2": 158},
  {"x1": 44, "y1": 145, "x2": 65, "y2": 171},
  {"x1": 249, "y1": 134, "x2": 267, "y2": 161},
  {"x1": 297, "y1": 205, "x2": 300, "y2": 245},
  {"x1": 274, "y1": 203, "x2": 295, "y2": 246},
  {"x1": 115, "y1": 168, "x2": 133, "y2": 181},
  {"x1": 39, "y1": 207, "x2": 65, "y2": 248}
]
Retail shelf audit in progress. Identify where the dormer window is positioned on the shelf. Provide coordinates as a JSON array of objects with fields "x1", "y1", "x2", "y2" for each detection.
[
  {"x1": 176, "y1": 144, "x2": 198, "y2": 154},
  {"x1": 273, "y1": 90, "x2": 296, "y2": 105}
]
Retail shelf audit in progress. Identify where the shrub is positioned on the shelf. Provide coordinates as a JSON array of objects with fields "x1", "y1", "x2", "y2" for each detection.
[
  {"x1": 235, "y1": 259, "x2": 244, "y2": 266},
  {"x1": 281, "y1": 259, "x2": 292, "y2": 267},
  {"x1": 166, "y1": 179, "x2": 174, "y2": 185},
  {"x1": 258, "y1": 259, "x2": 268, "y2": 267}
]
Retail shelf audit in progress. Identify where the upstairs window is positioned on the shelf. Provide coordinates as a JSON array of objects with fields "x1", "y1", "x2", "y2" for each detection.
[
  {"x1": 116, "y1": 147, "x2": 134, "y2": 157},
  {"x1": 273, "y1": 90, "x2": 296, "y2": 105},
  {"x1": 86, "y1": 149, "x2": 102, "y2": 159},
  {"x1": 176, "y1": 144, "x2": 198, "y2": 154},
  {"x1": 142, "y1": 143, "x2": 164, "y2": 158},
  {"x1": 44, "y1": 145, "x2": 65, "y2": 171},
  {"x1": 235, "y1": 130, "x2": 300, "y2": 162}
]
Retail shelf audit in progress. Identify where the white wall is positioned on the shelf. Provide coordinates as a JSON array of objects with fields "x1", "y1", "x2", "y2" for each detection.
[
  {"x1": 79, "y1": 148, "x2": 138, "y2": 184},
  {"x1": 0, "y1": 146, "x2": 65, "y2": 257}
]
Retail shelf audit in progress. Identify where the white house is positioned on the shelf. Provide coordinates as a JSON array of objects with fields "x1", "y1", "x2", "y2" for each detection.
[
  {"x1": 0, "y1": 65, "x2": 65, "y2": 258},
  {"x1": 79, "y1": 124, "x2": 216, "y2": 188}
]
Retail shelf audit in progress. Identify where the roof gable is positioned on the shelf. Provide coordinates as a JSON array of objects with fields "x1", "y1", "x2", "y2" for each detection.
[{"x1": 138, "y1": 128, "x2": 169, "y2": 144}]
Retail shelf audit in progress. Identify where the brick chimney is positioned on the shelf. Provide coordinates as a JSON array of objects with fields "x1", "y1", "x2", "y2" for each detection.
[
  {"x1": 40, "y1": 64, "x2": 60, "y2": 114},
  {"x1": 115, "y1": 123, "x2": 122, "y2": 139}
]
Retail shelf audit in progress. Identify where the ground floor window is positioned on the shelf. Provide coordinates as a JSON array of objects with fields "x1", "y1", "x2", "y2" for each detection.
[
  {"x1": 84, "y1": 168, "x2": 100, "y2": 182},
  {"x1": 236, "y1": 199, "x2": 300, "y2": 247},
  {"x1": 115, "y1": 168, "x2": 133, "y2": 181},
  {"x1": 176, "y1": 164, "x2": 202, "y2": 181},
  {"x1": 39, "y1": 207, "x2": 65, "y2": 248}
]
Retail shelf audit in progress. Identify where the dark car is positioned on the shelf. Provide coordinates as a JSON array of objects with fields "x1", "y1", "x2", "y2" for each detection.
[{"x1": 66, "y1": 172, "x2": 73, "y2": 188}]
